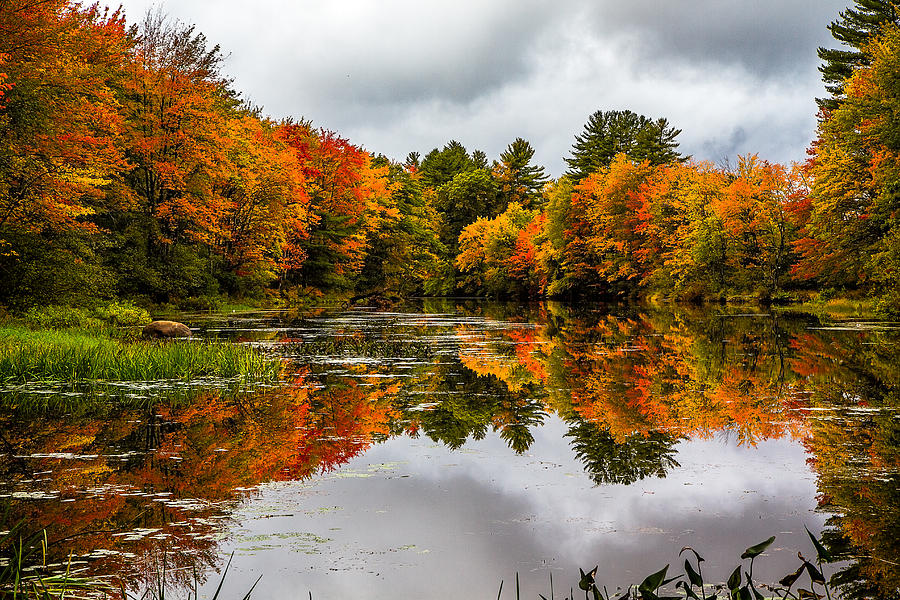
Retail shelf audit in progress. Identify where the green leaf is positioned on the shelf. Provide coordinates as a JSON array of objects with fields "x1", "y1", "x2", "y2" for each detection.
[
  {"x1": 740, "y1": 536, "x2": 775, "y2": 560},
  {"x1": 579, "y1": 566, "x2": 598, "y2": 591},
  {"x1": 684, "y1": 559, "x2": 703, "y2": 588},
  {"x1": 805, "y1": 526, "x2": 833, "y2": 563},
  {"x1": 638, "y1": 565, "x2": 669, "y2": 594},
  {"x1": 727, "y1": 567, "x2": 742, "y2": 592},
  {"x1": 677, "y1": 581, "x2": 701, "y2": 600},
  {"x1": 738, "y1": 586, "x2": 753, "y2": 600},
  {"x1": 748, "y1": 580, "x2": 765, "y2": 600}
]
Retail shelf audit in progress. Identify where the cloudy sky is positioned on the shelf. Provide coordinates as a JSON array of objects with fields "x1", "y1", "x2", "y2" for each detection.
[{"x1": 114, "y1": 0, "x2": 849, "y2": 176}]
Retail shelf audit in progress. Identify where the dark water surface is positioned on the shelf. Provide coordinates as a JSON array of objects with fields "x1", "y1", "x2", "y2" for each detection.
[{"x1": 1, "y1": 301, "x2": 898, "y2": 599}]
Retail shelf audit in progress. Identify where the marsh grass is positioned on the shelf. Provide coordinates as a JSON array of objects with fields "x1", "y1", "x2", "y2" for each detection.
[
  {"x1": 1, "y1": 522, "x2": 113, "y2": 599},
  {"x1": 0, "y1": 326, "x2": 279, "y2": 383}
]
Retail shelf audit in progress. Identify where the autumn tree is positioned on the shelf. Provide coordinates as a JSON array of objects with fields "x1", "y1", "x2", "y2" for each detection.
[
  {"x1": 455, "y1": 202, "x2": 541, "y2": 297},
  {"x1": 557, "y1": 155, "x2": 656, "y2": 296},
  {"x1": 0, "y1": 1, "x2": 132, "y2": 307},
  {"x1": 356, "y1": 156, "x2": 448, "y2": 297},
  {"x1": 111, "y1": 10, "x2": 239, "y2": 301},
  {"x1": 797, "y1": 24, "x2": 900, "y2": 311},
  {"x1": 215, "y1": 113, "x2": 311, "y2": 297},
  {"x1": 279, "y1": 122, "x2": 386, "y2": 293}
]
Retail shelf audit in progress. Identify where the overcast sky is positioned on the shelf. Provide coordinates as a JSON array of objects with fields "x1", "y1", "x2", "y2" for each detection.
[{"x1": 113, "y1": 0, "x2": 850, "y2": 176}]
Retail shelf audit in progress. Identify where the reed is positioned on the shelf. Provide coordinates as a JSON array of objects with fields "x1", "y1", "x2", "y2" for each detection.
[{"x1": 0, "y1": 326, "x2": 279, "y2": 383}]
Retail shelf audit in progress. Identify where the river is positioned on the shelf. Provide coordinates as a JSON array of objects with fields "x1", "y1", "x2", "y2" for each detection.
[{"x1": 1, "y1": 300, "x2": 897, "y2": 599}]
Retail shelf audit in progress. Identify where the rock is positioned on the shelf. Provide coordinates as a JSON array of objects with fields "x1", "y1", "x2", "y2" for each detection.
[{"x1": 142, "y1": 320, "x2": 192, "y2": 339}]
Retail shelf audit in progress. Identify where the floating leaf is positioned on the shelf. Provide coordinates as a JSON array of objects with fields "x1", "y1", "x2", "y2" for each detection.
[{"x1": 741, "y1": 536, "x2": 775, "y2": 560}]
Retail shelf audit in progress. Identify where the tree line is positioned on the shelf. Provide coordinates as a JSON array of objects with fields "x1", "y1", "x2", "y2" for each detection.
[{"x1": 2, "y1": 0, "x2": 900, "y2": 311}]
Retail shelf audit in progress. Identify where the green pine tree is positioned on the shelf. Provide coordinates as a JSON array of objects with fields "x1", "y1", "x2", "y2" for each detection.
[
  {"x1": 494, "y1": 137, "x2": 549, "y2": 210},
  {"x1": 818, "y1": 0, "x2": 900, "y2": 110},
  {"x1": 565, "y1": 110, "x2": 683, "y2": 181}
]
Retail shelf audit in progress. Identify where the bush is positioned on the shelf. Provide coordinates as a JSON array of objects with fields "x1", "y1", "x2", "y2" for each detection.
[
  {"x1": 23, "y1": 305, "x2": 102, "y2": 330},
  {"x1": 92, "y1": 300, "x2": 150, "y2": 327}
]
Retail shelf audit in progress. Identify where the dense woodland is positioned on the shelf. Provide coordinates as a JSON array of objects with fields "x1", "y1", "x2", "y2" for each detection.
[{"x1": 3, "y1": 0, "x2": 900, "y2": 312}]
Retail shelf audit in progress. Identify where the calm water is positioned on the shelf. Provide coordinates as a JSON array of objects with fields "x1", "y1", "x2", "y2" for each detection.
[{"x1": 1, "y1": 301, "x2": 898, "y2": 599}]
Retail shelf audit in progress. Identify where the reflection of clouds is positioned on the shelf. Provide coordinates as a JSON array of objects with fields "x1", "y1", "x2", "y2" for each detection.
[{"x1": 214, "y1": 417, "x2": 824, "y2": 599}]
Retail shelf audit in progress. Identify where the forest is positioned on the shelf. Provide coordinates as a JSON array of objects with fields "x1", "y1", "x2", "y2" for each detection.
[{"x1": 2, "y1": 0, "x2": 900, "y2": 313}]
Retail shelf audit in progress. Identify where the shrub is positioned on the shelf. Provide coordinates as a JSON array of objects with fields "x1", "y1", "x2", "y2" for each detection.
[
  {"x1": 23, "y1": 305, "x2": 102, "y2": 330},
  {"x1": 92, "y1": 300, "x2": 150, "y2": 327}
]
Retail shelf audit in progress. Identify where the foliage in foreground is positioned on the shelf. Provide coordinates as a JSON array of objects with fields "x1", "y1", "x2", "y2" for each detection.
[
  {"x1": 554, "y1": 531, "x2": 832, "y2": 600},
  {"x1": 0, "y1": 521, "x2": 114, "y2": 599},
  {"x1": 0, "y1": 326, "x2": 279, "y2": 383}
]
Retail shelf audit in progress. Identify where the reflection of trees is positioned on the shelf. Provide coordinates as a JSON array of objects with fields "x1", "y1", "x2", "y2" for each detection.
[
  {"x1": 5, "y1": 304, "x2": 900, "y2": 597},
  {"x1": 404, "y1": 362, "x2": 546, "y2": 453},
  {"x1": 794, "y1": 331, "x2": 900, "y2": 600},
  {"x1": 0, "y1": 372, "x2": 402, "y2": 593},
  {"x1": 565, "y1": 418, "x2": 680, "y2": 485}
]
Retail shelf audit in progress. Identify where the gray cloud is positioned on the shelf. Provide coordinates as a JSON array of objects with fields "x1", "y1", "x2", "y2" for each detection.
[
  {"x1": 116, "y1": 0, "x2": 849, "y2": 175},
  {"x1": 587, "y1": 1, "x2": 845, "y2": 79}
]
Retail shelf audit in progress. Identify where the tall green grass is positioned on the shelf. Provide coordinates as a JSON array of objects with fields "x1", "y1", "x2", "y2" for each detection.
[{"x1": 0, "y1": 326, "x2": 279, "y2": 383}]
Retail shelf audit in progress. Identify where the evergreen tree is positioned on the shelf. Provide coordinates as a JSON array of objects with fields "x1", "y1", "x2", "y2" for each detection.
[
  {"x1": 494, "y1": 137, "x2": 549, "y2": 210},
  {"x1": 565, "y1": 110, "x2": 683, "y2": 181},
  {"x1": 818, "y1": 0, "x2": 900, "y2": 110},
  {"x1": 471, "y1": 149, "x2": 489, "y2": 169},
  {"x1": 419, "y1": 140, "x2": 475, "y2": 187}
]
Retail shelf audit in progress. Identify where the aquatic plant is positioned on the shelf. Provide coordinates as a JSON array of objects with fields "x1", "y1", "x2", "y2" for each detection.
[
  {"x1": 556, "y1": 530, "x2": 832, "y2": 600},
  {"x1": 0, "y1": 521, "x2": 113, "y2": 599},
  {"x1": 0, "y1": 326, "x2": 279, "y2": 383}
]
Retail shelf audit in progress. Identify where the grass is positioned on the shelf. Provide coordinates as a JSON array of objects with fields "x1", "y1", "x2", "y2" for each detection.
[
  {"x1": 0, "y1": 326, "x2": 280, "y2": 383},
  {"x1": 1, "y1": 522, "x2": 114, "y2": 599}
]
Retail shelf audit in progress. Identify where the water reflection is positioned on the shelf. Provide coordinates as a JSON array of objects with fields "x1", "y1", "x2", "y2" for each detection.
[{"x1": 0, "y1": 302, "x2": 898, "y2": 598}]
